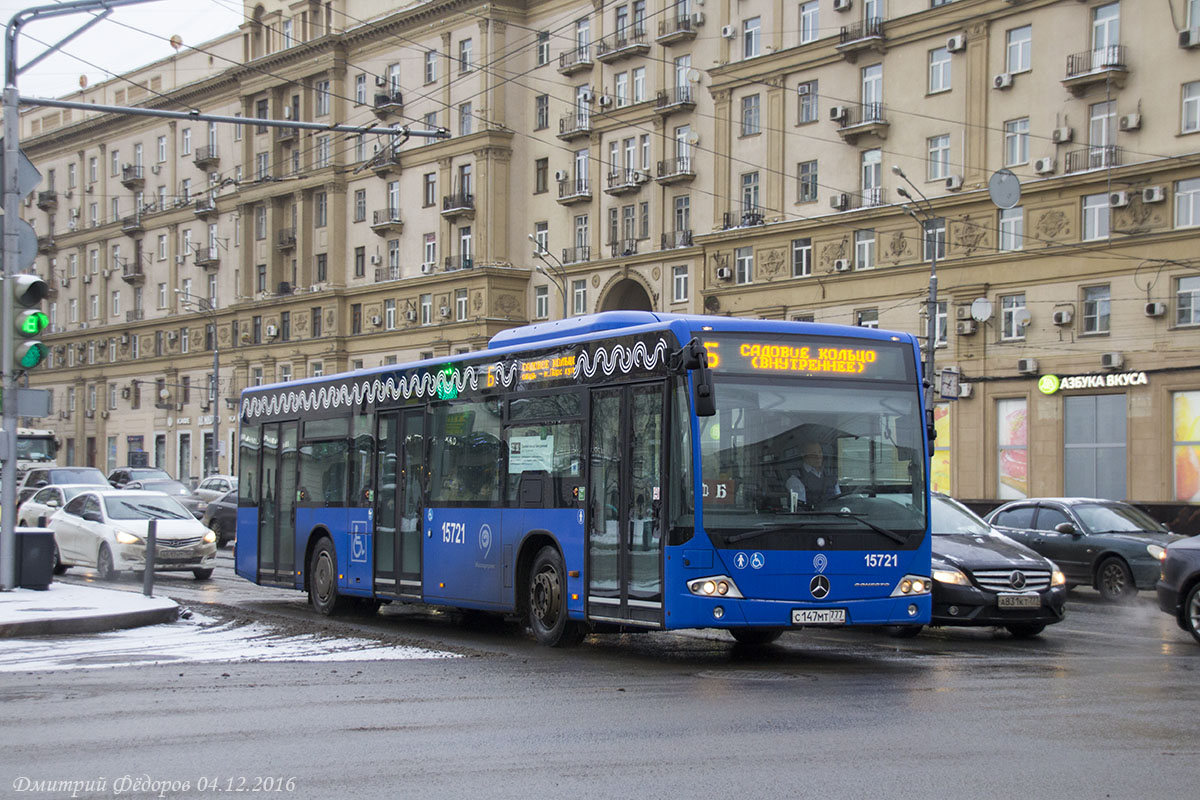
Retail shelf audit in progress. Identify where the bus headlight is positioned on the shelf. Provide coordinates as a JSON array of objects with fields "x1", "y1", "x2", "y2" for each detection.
[
  {"x1": 687, "y1": 576, "x2": 743, "y2": 599},
  {"x1": 891, "y1": 575, "x2": 931, "y2": 596},
  {"x1": 932, "y1": 567, "x2": 970, "y2": 586}
]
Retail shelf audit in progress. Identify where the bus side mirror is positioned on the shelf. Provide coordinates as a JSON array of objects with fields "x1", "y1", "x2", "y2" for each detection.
[{"x1": 672, "y1": 339, "x2": 716, "y2": 417}]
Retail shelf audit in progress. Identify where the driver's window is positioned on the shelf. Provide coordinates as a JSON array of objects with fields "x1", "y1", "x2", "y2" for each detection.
[
  {"x1": 64, "y1": 495, "x2": 88, "y2": 515},
  {"x1": 1035, "y1": 506, "x2": 1072, "y2": 532},
  {"x1": 83, "y1": 496, "x2": 101, "y2": 518},
  {"x1": 33, "y1": 488, "x2": 56, "y2": 504}
]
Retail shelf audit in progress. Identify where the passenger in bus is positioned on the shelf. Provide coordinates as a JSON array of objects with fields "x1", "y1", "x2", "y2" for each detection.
[{"x1": 786, "y1": 440, "x2": 840, "y2": 508}]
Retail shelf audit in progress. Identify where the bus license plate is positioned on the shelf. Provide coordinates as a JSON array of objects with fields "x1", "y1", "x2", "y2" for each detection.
[
  {"x1": 792, "y1": 608, "x2": 846, "y2": 625},
  {"x1": 998, "y1": 593, "x2": 1041, "y2": 608}
]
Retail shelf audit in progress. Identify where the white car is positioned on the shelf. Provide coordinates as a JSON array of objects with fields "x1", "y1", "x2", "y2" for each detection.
[
  {"x1": 194, "y1": 474, "x2": 238, "y2": 503},
  {"x1": 16, "y1": 484, "x2": 97, "y2": 528},
  {"x1": 49, "y1": 489, "x2": 218, "y2": 581}
]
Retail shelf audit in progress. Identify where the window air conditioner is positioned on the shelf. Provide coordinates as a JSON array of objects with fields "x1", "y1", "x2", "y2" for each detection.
[
  {"x1": 955, "y1": 306, "x2": 972, "y2": 321},
  {"x1": 1145, "y1": 301, "x2": 1167, "y2": 317},
  {"x1": 439, "y1": 306, "x2": 450, "y2": 319},
  {"x1": 690, "y1": 12, "x2": 705, "y2": 27},
  {"x1": 958, "y1": 383, "x2": 974, "y2": 399},
  {"x1": 720, "y1": 25, "x2": 736, "y2": 39},
  {"x1": 956, "y1": 320, "x2": 977, "y2": 335},
  {"x1": 1109, "y1": 190, "x2": 1130, "y2": 208},
  {"x1": 266, "y1": 324, "x2": 278, "y2": 338},
  {"x1": 829, "y1": 105, "x2": 848, "y2": 122},
  {"x1": 833, "y1": 259, "x2": 851, "y2": 272},
  {"x1": 554, "y1": 170, "x2": 568, "y2": 182},
  {"x1": 945, "y1": 175, "x2": 963, "y2": 191},
  {"x1": 1050, "y1": 126, "x2": 1074, "y2": 144},
  {"x1": 371, "y1": 315, "x2": 381, "y2": 327},
  {"x1": 375, "y1": 75, "x2": 387, "y2": 86},
  {"x1": 1118, "y1": 113, "x2": 1141, "y2": 132},
  {"x1": 1101, "y1": 352, "x2": 1124, "y2": 370},
  {"x1": 993, "y1": 73, "x2": 1014, "y2": 90},
  {"x1": 946, "y1": 34, "x2": 966, "y2": 53},
  {"x1": 580, "y1": 89, "x2": 595, "y2": 103},
  {"x1": 716, "y1": 266, "x2": 732, "y2": 280},
  {"x1": 421, "y1": 262, "x2": 435, "y2": 275},
  {"x1": 1033, "y1": 157, "x2": 1056, "y2": 175},
  {"x1": 833, "y1": 0, "x2": 852, "y2": 11},
  {"x1": 597, "y1": 95, "x2": 613, "y2": 108},
  {"x1": 1017, "y1": 358, "x2": 1038, "y2": 375},
  {"x1": 405, "y1": 309, "x2": 416, "y2": 321},
  {"x1": 369, "y1": 254, "x2": 381, "y2": 265},
  {"x1": 830, "y1": 193, "x2": 849, "y2": 210},
  {"x1": 1179, "y1": 28, "x2": 1200, "y2": 48},
  {"x1": 1051, "y1": 309, "x2": 1074, "y2": 326},
  {"x1": 1142, "y1": 186, "x2": 1165, "y2": 204}
]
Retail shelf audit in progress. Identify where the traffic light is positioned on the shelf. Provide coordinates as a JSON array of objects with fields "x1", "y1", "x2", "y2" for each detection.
[{"x1": 10, "y1": 274, "x2": 49, "y2": 370}]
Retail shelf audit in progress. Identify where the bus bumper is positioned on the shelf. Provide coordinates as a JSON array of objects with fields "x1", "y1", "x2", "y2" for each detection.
[{"x1": 664, "y1": 591, "x2": 931, "y2": 630}]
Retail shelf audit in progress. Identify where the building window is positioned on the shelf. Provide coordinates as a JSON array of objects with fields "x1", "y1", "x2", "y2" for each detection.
[
  {"x1": 315, "y1": 253, "x2": 328, "y2": 283},
  {"x1": 459, "y1": 102, "x2": 473, "y2": 136},
  {"x1": 534, "y1": 158, "x2": 548, "y2": 194},
  {"x1": 740, "y1": 94, "x2": 760, "y2": 136},
  {"x1": 1173, "y1": 391, "x2": 1200, "y2": 501},
  {"x1": 797, "y1": 81, "x2": 818, "y2": 123},
  {"x1": 314, "y1": 191, "x2": 327, "y2": 227},
  {"x1": 792, "y1": 238, "x2": 812, "y2": 277},
  {"x1": 423, "y1": 173, "x2": 436, "y2": 207},
  {"x1": 311, "y1": 307, "x2": 324, "y2": 339},
  {"x1": 459, "y1": 37, "x2": 473, "y2": 71},
  {"x1": 1004, "y1": 118, "x2": 1030, "y2": 166},
  {"x1": 572, "y1": 279, "x2": 587, "y2": 315},
  {"x1": 353, "y1": 247, "x2": 365, "y2": 279},
  {"x1": 384, "y1": 299, "x2": 396, "y2": 330},
  {"x1": 672, "y1": 265, "x2": 689, "y2": 303},
  {"x1": 1176, "y1": 177, "x2": 1200, "y2": 228},
  {"x1": 351, "y1": 303, "x2": 362, "y2": 335},
  {"x1": 1082, "y1": 285, "x2": 1110, "y2": 334},
  {"x1": 1082, "y1": 193, "x2": 1111, "y2": 241},
  {"x1": 1000, "y1": 294, "x2": 1028, "y2": 340},
  {"x1": 996, "y1": 398, "x2": 1028, "y2": 499},
  {"x1": 315, "y1": 136, "x2": 330, "y2": 168},
  {"x1": 741, "y1": 171, "x2": 760, "y2": 213},
  {"x1": 535, "y1": 286, "x2": 549, "y2": 319},
  {"x1": 420, "y1": 293, "x2": 432, "y2": 325},
  {"x1": 928, "y1": 47, "x2": 951, "y2": 93},
  {"x1": 533, "y1": 220, "x2": 549, "y2": 255},
  {"x1": 355, "y1": 74, "x2": 366, "y2": 104},
  {"x1": 797, "y1": 160, "x2": 818, "y2": 202},
  {"x1": 927, "y1": 135, "x2": 950, "y2": 180},
  {"x1": 1184, "y1": 82, "x2": 1200, "y2": 134},
  {"x1": 353, "y1": 189, "x2": 366, "y2": 222},
  {"x1": 425, "y1": 51, "x2": 438, "y2": 84},
  {"x1": 280, "y1": 311, "x2": 290, "y2": 341},
  {"x1": 854, "y1": 229, "x2": 875, "y2": 270},
  {"x1": 1006, "y1": 25, "x2": 1032, "y2": 74},
  {"x1": 734, "y1": 246, "x2": 753, "y2": 284},
  {"x1": 455, "y1": 288, "x2": 468, "y2": 321},
  {"x1": 999, "y1": 207, "x2": 1024, "y2": 252},
  {"x1": 743, "y1": 17, "x2": 761, "y2": 59},
  {"x1": 800, "y1": 2, "x2": 819, "y2": 44},
  {"x1": 1177, "y1": 275, "x2": 1200, "y2": 326},
  {"x1": 315, "y1": 80, "x2": 330, "y2": 116},
  {"x1": 632, "y1": 66, "x2": 645, "y2": 102},
  {"x1": 856, "y1": 309, "x2": 879, "y2": 329},
  {"x1": 535, "y1": 95, "x2": 549, "y2": 130},
  {"x1": 536, "y1": 31, "x2": 550, "y2": 65},
  {"x1": 923, "y1": 217, "x2": 946, "y2": 262},
  {"x1": 934, "y1": 301, "x2": 948, "y2": 346},
  {"x1": 254, "y1": 206, "x2": 266, "y2": 240}
]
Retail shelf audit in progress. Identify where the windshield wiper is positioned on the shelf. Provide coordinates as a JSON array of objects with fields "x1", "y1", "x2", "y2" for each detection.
[{"x1": 724, "y1": 512, "x2": 909, "y2": 545}]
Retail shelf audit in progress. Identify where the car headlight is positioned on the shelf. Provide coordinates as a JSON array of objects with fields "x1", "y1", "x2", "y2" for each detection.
[
  {"x1": 203, "y1": 530, "x2": 217, "y2": 544},
  {"x1": 1051, "y1": 569, "x2": 1066, "y2": 586},
  {"x1": 932, "y1": 566, "x2": 970, "y2": 586},
  {"x1": 1146, "y1": 544, "x2": 1166, "y2": 561},
  {"x1": 114, "y1": 530, "x2": 142, "y2": 545},
  {"x1": 196, "y1": 502, "x2": 208, "y2": 514},
  {"x1": 686, "y1": 575, "x2": 744, "y2": 599},
  {"x1": 891, "y1": 574, "x2": 931, "y2": 596}
]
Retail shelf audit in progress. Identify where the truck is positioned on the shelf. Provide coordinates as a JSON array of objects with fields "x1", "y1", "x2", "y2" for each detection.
[{"x1": 15, "y1": 427, "x2": 58, "y2": 482}]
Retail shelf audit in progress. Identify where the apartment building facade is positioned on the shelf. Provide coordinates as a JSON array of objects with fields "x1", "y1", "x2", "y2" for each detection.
[{"x1": 17, "y1": 0, "x2": 1200, "y2": 505}]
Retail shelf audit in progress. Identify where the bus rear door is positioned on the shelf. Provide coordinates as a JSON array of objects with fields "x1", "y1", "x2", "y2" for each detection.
[
  {"x1": 258, "y1": 421, "x2": 299, "y2": 586},
  {"x1": 374, "y1": 408, "x2": 425, "y2": 598}
]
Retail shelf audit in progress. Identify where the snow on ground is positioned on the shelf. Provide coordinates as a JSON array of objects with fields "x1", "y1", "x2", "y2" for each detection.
[{"x1": 0, "y1": 611, "x2": 460, "y2": 672}]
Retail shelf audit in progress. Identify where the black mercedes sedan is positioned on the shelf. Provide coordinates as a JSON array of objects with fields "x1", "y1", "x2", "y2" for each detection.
[
  {"x1": 893, "y1": 495, "x2": 1067, "y2": 638},
  {"x1": 1157, "y1": 536, "x2": 1200, "y2": 645},
  {"x1": 986, "y1": 498, "x2": 1183, "y2": 602}
]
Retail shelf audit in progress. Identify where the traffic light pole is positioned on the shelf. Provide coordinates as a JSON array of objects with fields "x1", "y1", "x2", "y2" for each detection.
[{"x1": 2, "y1": 82, "x2": 19, "y2": 590}]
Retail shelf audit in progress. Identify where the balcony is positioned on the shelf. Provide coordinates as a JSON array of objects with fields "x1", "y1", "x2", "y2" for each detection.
[
  {"x1": 1063, "y1": 45, "x2": 1129, "y2": 95},
  {"x1": 850, "y1": 187, "x2": 888, "y2": 209},
  {"x1": 610, "y1": 239, "x2": 639, "y2": 258},
  {"x1": 120, "y1": 214, "x2": 144, "y2": 234},
  {"x1": 441, "y1": 192, "x2": 475, "y2": 219},
  {"x1": 375, "y1": 265, "x2": 401, "y2": 282},
  {"x1": 193, "y1": 145, "x2": 219, "y2": 169},
  {"x1": 193, "y1": 197, "x2": 217, "y2": 218},
  {"x1": 654, "y1": 85, "x2": 696, "y2": 116},
  {"x1": 558, "y1": 111, "x2": 593, "y2": 141},
  {"x1": 657, "y1": 15, "x2": 698, "y2": 46},
  {"x1": 36, "y1": 190, "x2": 57, "y2": 211},
  {"x1": 276, "y1": 228, "x2": 296, "y2": 250},
  {"x1": 558, "y1": 46, "x2": 593, "y2": 76},
  {"x1": 656, "y1": 156, "x2": 696, "y2": 185},
  {"x1": 37, "y1": 234, "x2": 56, "y2": 254},
  {"x1": 120, "y1": 165, "x2": 144, "y2": 189},
  {"x1": 605, "y1": 168, "x2": 648, "y2": 196},
  {"x1": 833, "y1": 103, "x2": 889, "y2": 143},
  {"x1": 276, "y1": 125, "x2": 299, "y2": 144},
  {"x1": 1065, "y1": 145, "x2": 1122, "y2": 173},
  {"x1": 595, "y1": 27, "x2": 650, "y2": 64},
  {"x1": 370, "y1": 150, "x2": 403, "y2": 177},
  {"x1": 373, "y1": 91, "x2": 404, "y2": 118},
  {"x1": 444, "y1": 254, "x2": 475, "y2": 272},
  {"x1": 120, "y1": 262, "x2": 145, "y2": 285},
  {"x1": 661, "y1": 229, "x2": 693, "y2": 250},
  {"x1": 723, "y1": 207, "x2": 765, "y2": 229},
  {"x1": 194, "y1": 246, "x2": 220, "y2": 270},
  {"x1": 371, "y1": 208, "x2": 404, "y2": 234},
  {"x1": 126, "y1": 309, "x2": 144, "y2": 322},
  {"x1": 836, "y1": 17, "x2": 886, "y2": 61},
  {"x1": 557, "y1": 177, "x2": 592, "y2": 205},
  {"x1": 562, "y1": 246, "x2": 591, "y2": 265}
]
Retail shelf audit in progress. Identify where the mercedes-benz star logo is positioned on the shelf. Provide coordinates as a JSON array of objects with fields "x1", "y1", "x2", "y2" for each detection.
[
  {"x1": 810, "y1": 575, "x2": 830, "y2": 599},
  {"x1": 1010, "y1": 570, "x2": 1027, "y2": 590}
]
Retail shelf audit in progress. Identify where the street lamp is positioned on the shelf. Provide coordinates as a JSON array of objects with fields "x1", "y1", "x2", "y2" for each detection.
[
  {"x1": 175, "y1": 289, "x2": 221, "y2": 477},
  {"x1": 892, "y1": 164, "x2": 940, "y2": 449},
  {"x1": 528, "y1": 233, "x2": 569, "y2": 319}
]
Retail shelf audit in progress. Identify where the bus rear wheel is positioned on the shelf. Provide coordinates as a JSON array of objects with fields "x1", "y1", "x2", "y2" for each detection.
[
  {"x1": 528, "y1": 546, "x2": 585, "y2": 647},
  {"x1": 309, "y1": 538, "x2": 351, "y2": 616}
]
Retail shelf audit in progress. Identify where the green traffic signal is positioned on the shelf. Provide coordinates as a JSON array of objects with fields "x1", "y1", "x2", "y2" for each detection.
[
  {"x1": 16, "y1": 341, "x2": 47, "y2": 370},
  {"x1": 10, "y1": 275, "x2": 50, "y2": 371},
  {"x1": 16, "y1": 309, "x2": 48, "y2": 337}
]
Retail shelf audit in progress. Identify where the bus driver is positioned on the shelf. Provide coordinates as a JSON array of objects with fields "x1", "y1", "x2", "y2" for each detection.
[{"x1": 786, "y1": 440, "x2": 840, "y2": 508}]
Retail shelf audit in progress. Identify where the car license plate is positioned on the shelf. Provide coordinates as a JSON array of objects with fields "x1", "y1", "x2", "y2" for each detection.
[
  {"x1": 156, "y1": 550, "x2": 192, "y2": 561},
  {"x1": 792, "y1": 608, "x2": 846, "y2": 625},
  {"x1": 998, "y1": 593, "x2": 1041, "y2": 609}
]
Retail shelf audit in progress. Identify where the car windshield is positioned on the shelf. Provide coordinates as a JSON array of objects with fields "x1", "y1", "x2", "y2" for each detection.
[
  {"x1": 136, "y1": 480, "x2": 191, "y2": 496},
  {"x1": 697, "y1": 378, "x2": 926, "y2": 545},
  {"x1": 931, "y1": 496, "x2": 994, "y2": 536},
  {"x1": 49, "y1": 468, "x2": 107, "y2": 484},
  {"x1": 1075, "y1": 503, "x2": 1165, "y2": 534},
  {"x1": 132, "y1": 468, "x2": 171, "y2": 480},
  {"x1": 104, "y1": 495, "x2": 193, "y2": 520}
]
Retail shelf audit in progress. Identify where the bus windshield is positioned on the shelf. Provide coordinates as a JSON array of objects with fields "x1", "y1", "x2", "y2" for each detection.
[
  {"x1": 698, "y1": 378, "x2": 926, "y2": 544},
  {"x1": 17, "y1": 436, "x2": 56, "y2": 462}
]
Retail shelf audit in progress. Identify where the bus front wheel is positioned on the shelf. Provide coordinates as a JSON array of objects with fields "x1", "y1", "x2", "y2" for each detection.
[
  {"x1": 528, "y1": 546, "x2": 585, "y2": 647},
  {"x1": 309, "y1": 538, "x2": 351, "y2": 616}
]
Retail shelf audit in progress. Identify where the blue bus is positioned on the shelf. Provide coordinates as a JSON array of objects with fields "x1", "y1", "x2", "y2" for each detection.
[{"x1": 235, "y1": 312, "x2": 931, "y2": 646}]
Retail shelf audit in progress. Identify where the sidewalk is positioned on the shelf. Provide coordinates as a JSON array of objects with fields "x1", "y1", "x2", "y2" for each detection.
[{"x1": 0, "y1": 581, "x2": 178, "y2": 637}]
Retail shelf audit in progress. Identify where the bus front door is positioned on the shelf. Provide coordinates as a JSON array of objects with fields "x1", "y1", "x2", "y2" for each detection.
[
  {"x1": 374, "y1": 408, "x2": 425, "y2": 598},
  {"x1": 258, "y1": 421, "x2": 298, "y2": 586},
  {"x1": 587, "y1": 382, "x2": 665, "y2": 626}
]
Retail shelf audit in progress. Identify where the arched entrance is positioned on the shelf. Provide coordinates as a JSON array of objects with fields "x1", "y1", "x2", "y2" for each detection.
[{"x1": 599, "y1": 278, "x2": 653, "y2": 312}]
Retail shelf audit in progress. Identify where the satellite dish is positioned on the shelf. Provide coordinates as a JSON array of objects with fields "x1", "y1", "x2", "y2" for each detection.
[
  {"x1": 1015, "y1": 308, "x2": 1032, "y2": 328},
  {"x1": 79, "y1": 75, "x2": 88, "y2": 89},
  {"x1": 988, "y1": 169, "x2": 1021, "y2": 210},
  {"x1": 970, "y1": 297, "x2": 993, "y2": 322},
  {"x1": 169, "y1": 34, "x2": 183, "y2": 51}
]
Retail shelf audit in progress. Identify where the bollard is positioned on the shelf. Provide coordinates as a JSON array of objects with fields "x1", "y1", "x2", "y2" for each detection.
[{"x1": 143, "y1": 519, "x2": 157, "y2": 597}]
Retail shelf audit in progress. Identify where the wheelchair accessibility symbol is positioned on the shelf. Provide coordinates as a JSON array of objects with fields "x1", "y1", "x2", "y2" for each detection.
[
  {"x1": 750, "y1": 552, "x2": 765, "y2": 569},
  {"x1": 350, "y1": 533, "x2": 368, "y2": 564}
]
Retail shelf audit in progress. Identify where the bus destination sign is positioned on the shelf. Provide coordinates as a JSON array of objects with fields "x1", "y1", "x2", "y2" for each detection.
[{"x1": 698, "y1": 334, "x2": 912, "y2": 382}]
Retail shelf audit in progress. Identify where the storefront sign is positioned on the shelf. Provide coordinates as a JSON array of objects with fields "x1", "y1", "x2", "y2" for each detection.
[{"x1": 1038, "y1": 372, "x2": 1149, "y2": 395}]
